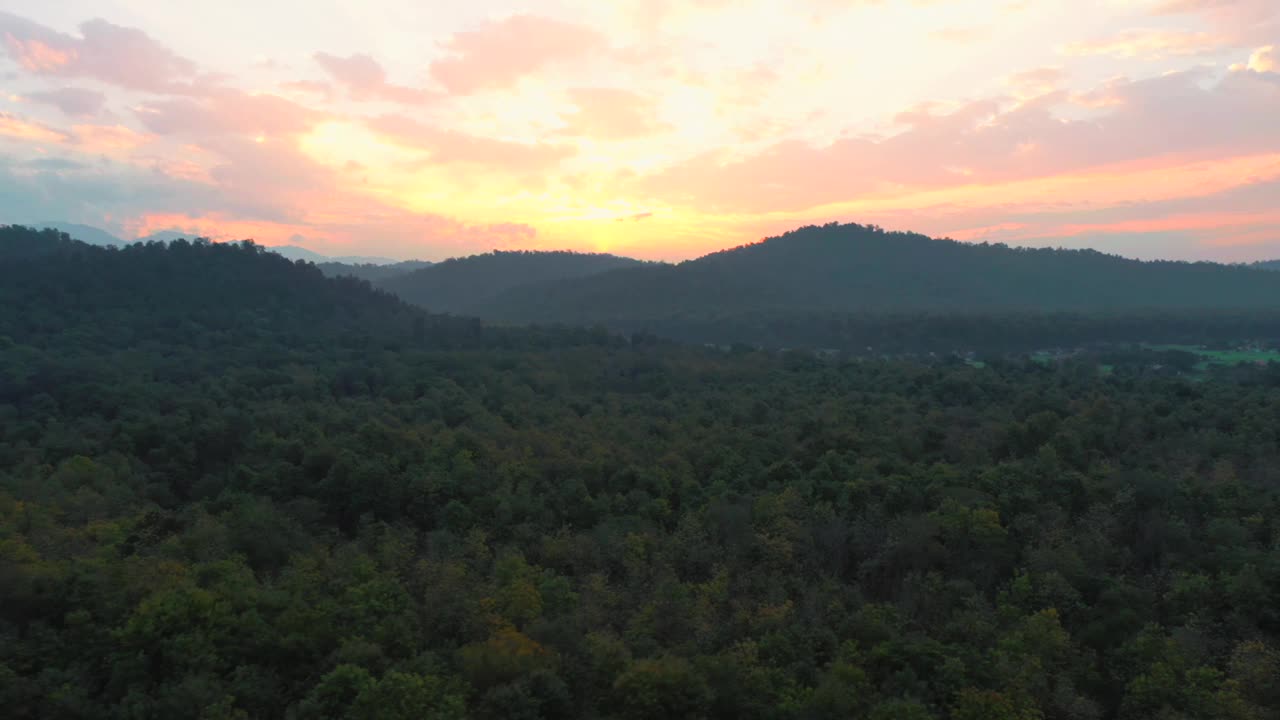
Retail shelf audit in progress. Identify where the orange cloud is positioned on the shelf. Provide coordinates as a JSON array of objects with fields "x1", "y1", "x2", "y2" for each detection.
[
  {"x1": 366, "y1": 114, "x2": 575, "y2": 172},
  {"x1": 559, "y1": 88, "x2": 670, "y2": 140},
  {"x1": 72, "y1": 124, "x2": 149, "y2": 154},
  {"x1": 3, "y1": 36, "x2": 73, "y2": 71},
  {"x1": 0, "y1": 112, "x2": 70, "y2": 143},
  {"x1": 124, "y1": 212, "x2": 311, "y2": 246},
  {"x1": 1245, "y1": 45, "x2": 1277, "y2": 72},
  {"x1": 429, "y1": 15, "x2": 605, "y2": 94},
  {"x1": 0, "y1": 113, "x2": 149, "y2": 159}
]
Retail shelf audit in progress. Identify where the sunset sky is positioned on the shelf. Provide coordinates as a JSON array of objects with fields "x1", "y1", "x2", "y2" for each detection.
[{"x1": 1, "y1": 0, "x2": 1277, "y2": 261}]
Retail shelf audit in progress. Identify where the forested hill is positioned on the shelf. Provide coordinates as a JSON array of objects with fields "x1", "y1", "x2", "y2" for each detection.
[
  {"x1": 318, "y1": 259, "x2": 433, "y2": 283},
  {"x1": 1, "y1": 225, "x2": 410, "y2": 343},
  {"x1": 0, "y1": 225, "x2": 566, "y2": 356},
  {"x1": 477, "y1": 223, "x2": 1280, "y2": 325},
  {"x1": 377, "y1": 250, "x2": 656, "y2": 315}
]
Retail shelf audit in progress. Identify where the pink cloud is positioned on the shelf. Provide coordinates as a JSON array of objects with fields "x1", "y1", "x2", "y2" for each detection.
[
  {"x1": 559, "y1": 88, "x2": 670, "y2": 140},
  {"x1": 1153, "y1": 0, "x2": 1279, "y2": 44},
  {"x1": 136, "y1": 89, "x2": 323, "y2": 138},
  {"x1": 0, "y1": 12, "x2": 199, "y2": 93},
  {"x1": 367, "y1": 114, "x2": 575, "y2": 172},
  {"x1": 945, "y1": 222, "x2": 1032, "y2": 241},
  {"x1": 198, "y1": 138, "x2": 346, "y2": 224},
  {"x1": 630, "y1": 68, "x2": 1280, "y2": 213},
  {"x1": 1156, "y1": 0, "x2": 1277, "y2": 23},
  {"x1": 314, "y1": 52, "x2": 433, "y2": 104},
  {"x1": 1051, "y1": 210, "x2": 1280, "y2": 238},
  {"x1": 280, "y1": 80, "x2": 336, "y2": 101},
  {"x1": 25, "y1": 87, "x2": 106, "y2": 117},
  {"x1": 429, "y1": 15, "x2": 604, "y2": 94}
]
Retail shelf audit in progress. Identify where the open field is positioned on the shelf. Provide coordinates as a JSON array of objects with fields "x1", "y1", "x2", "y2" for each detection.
[{"x1": 1144, "y1": 344, "x2": 1280, "y2": 369}]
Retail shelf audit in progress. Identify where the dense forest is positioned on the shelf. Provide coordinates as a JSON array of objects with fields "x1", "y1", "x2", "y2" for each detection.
[
  {"x1": 608, "y1": 309, "x2": 1280, "y2": 355},
  {"x1": 4, "y1": 224, "x2": 1280, "y2": 719}
]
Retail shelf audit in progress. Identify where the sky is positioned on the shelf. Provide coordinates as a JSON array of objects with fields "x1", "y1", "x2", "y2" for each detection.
[{"x1": 0, "y1": 0, "x2": 1277, "y2": 261}]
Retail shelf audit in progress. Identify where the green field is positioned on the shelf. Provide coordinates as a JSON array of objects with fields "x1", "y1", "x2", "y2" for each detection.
[
  {"x1": 1143, "y1": 344, "x2": 1280, "y2": 370},
  {"x1": 967, "y1": 346, "x2": 1279, "y2": 375}
]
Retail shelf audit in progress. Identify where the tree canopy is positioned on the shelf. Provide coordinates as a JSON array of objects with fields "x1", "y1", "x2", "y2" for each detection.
[{"x1": 3, "y1": 224, "x2": 1280, "y2": 719}]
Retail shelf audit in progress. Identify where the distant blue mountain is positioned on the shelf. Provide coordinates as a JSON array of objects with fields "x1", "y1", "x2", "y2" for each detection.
[
  {"x1": 37, "y1": 222, "x2": 125, "y2": 247},
  {"x1": 135, "y1": 230, "x2": 194, "y2": 244},
  {"x1": 36, "y1": 222, "x2": 403, "y2": 265},
  {"x1": 269, "y1": 245, "x2": 398, "y2": 265}
]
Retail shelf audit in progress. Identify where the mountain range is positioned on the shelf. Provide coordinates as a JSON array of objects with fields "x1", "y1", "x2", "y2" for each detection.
[
  {"x1": 377, "y1": 250, "x2": 654, "y2": 315},
  {"x1": 32, "y1": 221, "x2": 409, "y2": 266},
  {"x1": 20, "y1": 220, "x2": 1280, "y2": 352},
  {"x1": 375, "y1": 222, "x2": 1280, "y2": 318},
  {"x1": 364, "y1": 223, "x2": 1280, "y2": 351}
]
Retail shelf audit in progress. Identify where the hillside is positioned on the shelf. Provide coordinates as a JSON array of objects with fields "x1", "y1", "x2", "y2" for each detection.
[
  {"x1": 318, "y1": 259, "x2": 433, "y2": 283},
  {"x1": 378, "y1": 249, "x2": 654, "y2": 315},
  {"x1": 0, "y1": 225, "x2": 491, "y2": 356},
  {"x1": 484, "y1": 224, "x2": 1280, "y2": 326}
]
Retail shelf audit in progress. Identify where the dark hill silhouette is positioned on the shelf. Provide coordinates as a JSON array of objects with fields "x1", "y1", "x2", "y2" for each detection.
[
  {"x1": 378, "y1": 249, "x2": 655, "y2": 315},
  {"x1": 318, "y1": 259, "x2": 432, "y2": 282},
  {"x1": 0, "y1": 225, "x2": 486, "y2": 353},
  {"x1": 478, "y1": 223, "x2": 1280, "y2": 326}
]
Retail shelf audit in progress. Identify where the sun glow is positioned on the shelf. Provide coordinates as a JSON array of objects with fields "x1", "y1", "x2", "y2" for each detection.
[{"x1": 299, "y1": 121, "x2": 412, "y2": 170}]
